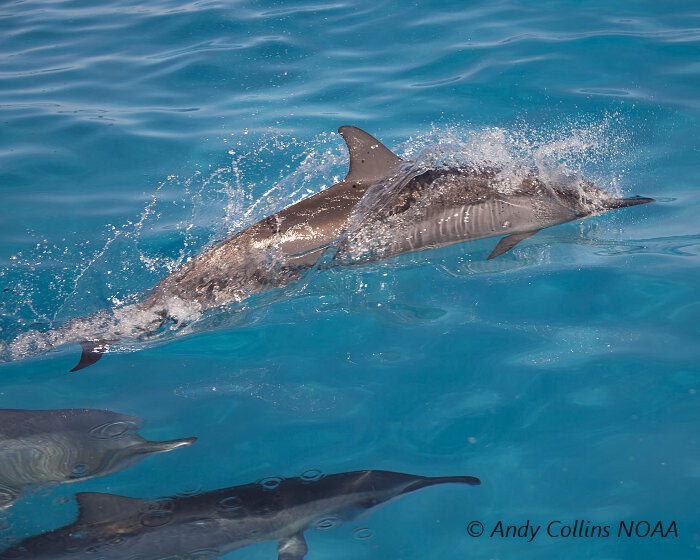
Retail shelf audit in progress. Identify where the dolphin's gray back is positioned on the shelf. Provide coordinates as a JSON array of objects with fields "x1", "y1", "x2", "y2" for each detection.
[
  {"x1": 0, "y1": 409, "x2": 138, "y2": 439},
  {"x1": 143, "y1": 181, "x2": 366, "y2": 311}
]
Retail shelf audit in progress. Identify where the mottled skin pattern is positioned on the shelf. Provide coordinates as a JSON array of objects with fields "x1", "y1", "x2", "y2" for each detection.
[{"x1": 1, "y1": 470, "x2": 480, "y2": 560}]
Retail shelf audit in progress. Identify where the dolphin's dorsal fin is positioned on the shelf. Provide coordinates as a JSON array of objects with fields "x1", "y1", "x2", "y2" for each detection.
[
  {"x1": 277, "y1": 531, "x2": 308, "y2": 560},
  {"x1": 75, "y1": 492, "x2": 143, "y2": 525},
  {"x1": 338, "y1": 126, "x2": 403, "y2": 184},
  {"x1": 488, "y1": 230, "x2": 539, "y2": 260}
]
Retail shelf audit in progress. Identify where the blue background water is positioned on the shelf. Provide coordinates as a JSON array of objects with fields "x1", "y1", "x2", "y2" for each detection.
[{"x1": 0, "y1": 0, "x2": 698, "y2": 558}]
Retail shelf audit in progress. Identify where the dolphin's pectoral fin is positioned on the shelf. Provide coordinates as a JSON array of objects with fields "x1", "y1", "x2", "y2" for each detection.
[
  {"x1": 277, "y1": 531, "x2": 308, "y2": 560},
  {"x1": 338, "y1": 126, "x2": 403, "y2": 184},
  {"x1": 487, "y1": 230, "x2": 539, "y2": 260},
  {"x1": 70, "y1": 340, "x2": 110, "y2": 372}
]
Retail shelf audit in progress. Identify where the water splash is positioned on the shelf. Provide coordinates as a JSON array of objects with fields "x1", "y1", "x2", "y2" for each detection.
[{"x1": 1, "y1": 117, "x2": 635, "y2": 363}]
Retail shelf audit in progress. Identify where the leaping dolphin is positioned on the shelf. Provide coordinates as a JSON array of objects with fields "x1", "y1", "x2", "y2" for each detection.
[
  {"x1": 7, "y1": 126, "x2": 653, "y2": 370},
  {"x1": 0, "y1": 469, "x2": 481, "y2": 559},
  {"x1": 0, "y1": 408, "x2": 196, "y2": 510}
]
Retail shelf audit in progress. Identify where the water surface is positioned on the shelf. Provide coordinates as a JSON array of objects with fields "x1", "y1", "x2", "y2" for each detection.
[{"x1": 0, "y1": 1, "x2": 698, "y2": 558}]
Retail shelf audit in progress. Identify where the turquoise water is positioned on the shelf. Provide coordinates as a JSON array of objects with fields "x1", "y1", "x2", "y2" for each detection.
[{"x1": 0, "y1": 0, "x2": 698, "y2": 558}]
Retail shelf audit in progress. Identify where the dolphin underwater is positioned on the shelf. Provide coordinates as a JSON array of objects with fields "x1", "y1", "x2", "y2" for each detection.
[
  {"x1": 8, "y1": 126, "x2": 653, "y2": 370},
  {"x1": 0, "y1": 408, "x2": 196, "y2": 510},
  {"x1": 0, "y1": 469, "x2": 480, "y2": 559}
]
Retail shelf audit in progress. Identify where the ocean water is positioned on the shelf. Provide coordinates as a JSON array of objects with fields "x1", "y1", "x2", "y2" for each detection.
[{"x1": 0, "y1": 0, "x2": 698, "y2": 558}]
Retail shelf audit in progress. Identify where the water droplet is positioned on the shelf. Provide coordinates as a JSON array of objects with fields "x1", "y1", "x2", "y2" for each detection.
[
  {"x1": 300, "y1": 469, "x2": 324, "y2": 482},
  {"x1": 315, "y1": 517, "x2": 338, "y2": 531},
  {"x1": 140, "y1": 512, "x2": 172, "y2": 528},
  {"x1": 258, "y1": 476, "x2": 283, "y2": 490},
  {"x1": 218, "y1": 496, "x2": 243, "y2": 511},
  {"x1": 89, "y1": 420, "x2": 137, "y2": 439},
  {"x1": 353, "y1": 527, "x2": 374, "y2": 540},
  {"x1": 502, "y1": 220, "x2": 511, "y2": 229},
  {"x1": 140, "y1": 498, "x2": 174, "y2": 527}
]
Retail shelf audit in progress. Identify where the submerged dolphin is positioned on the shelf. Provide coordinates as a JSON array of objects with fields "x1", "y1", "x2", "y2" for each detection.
[
  {"x1": 8, "y1": 126, "x2": 653, "y2": 370},
  {"x1": 0, "y1": 469, "x2": 480, "y2": 559},
  {"x1": 0, "y1": 408, "x2": 196, "y2": 510}
]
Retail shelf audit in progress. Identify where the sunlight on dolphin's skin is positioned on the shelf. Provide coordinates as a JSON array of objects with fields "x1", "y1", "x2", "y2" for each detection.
[
  {"x1": 7, "y1": 126, "x2": 653, "y2": 371},
  {"x1": 0, "y1": 409, "x2": 196, "y2": 510},
  {"x1": 0, "y1": 469, "x2": 480, "y2": 560}
]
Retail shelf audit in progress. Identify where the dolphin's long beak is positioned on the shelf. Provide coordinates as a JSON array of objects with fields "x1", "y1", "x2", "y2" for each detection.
[
  {"x1": 98, "y1": 437, "x2": 197, "y2": 475},
  {"x1": 141, "y1": 436, "x2": 198, "y2": 454},
  {"x1": 603, "y1": 196, "x2": 655, "y2": 209},
  {"x1": 402, "y1": 475, "x2": 481, "y2": 494}
]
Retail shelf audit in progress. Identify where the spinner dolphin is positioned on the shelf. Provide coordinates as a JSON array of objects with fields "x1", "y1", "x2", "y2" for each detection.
[
  {"x1": 7, "y1": 126, "x2": 653, "y2": 369},
  {"x1": 0, "y1": 469, "x2": 480, "y2": 559}
]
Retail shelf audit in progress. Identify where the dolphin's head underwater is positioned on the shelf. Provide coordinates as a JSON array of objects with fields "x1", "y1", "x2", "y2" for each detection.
[{"x1": 0, "y1": 408, "x2": 196, "y2": 510}]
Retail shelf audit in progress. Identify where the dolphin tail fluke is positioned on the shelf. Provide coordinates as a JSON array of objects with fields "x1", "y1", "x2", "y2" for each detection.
[
  {"x1": 603, "y1": 196, "x2": 655, "y2": 209},
  {"x1": 404, "y1": 475, "x2": 481, "y2": 494},
  {"x1": 70, "y1": 340, "x2": 111, "y2": 372}
]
